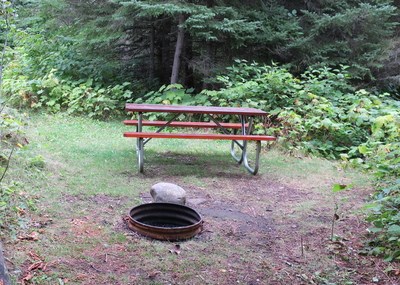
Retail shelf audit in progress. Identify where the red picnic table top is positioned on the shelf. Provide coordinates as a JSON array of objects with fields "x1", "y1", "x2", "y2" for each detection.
[{"x1": 125, "y1": 103, "x2": 267, "y2": 116}]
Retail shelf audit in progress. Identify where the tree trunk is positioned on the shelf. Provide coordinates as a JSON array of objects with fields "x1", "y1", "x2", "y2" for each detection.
[{"x1": 170, "y1": 14, "x2": 185, "y2": 84}]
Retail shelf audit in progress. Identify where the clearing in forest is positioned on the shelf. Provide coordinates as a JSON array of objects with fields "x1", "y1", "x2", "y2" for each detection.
[{"x1": 5, "y1": 114, "x2": 399, "y2": 285}]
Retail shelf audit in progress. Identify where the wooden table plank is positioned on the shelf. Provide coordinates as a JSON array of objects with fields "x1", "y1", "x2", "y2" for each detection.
[
  {"x1": 125, "y1": 103, "x2": 267, "y2": 116},
  {"x1": 124, "y1": 132, "x2": 276, "y2": 141}
]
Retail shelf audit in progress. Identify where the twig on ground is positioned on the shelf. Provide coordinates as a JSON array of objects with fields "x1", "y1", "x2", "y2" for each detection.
[
  {"x1": 197, "y1": 274, "x2": 208, "y2": 284},
  {"x1": 103, "y1": 252, "x2": 119, "y2": 263},
  {"x1": 89, "y1": 264, "x2": 102, "y2": 273},
  {"x1": 301, "y1": 236, "x2": 304, "y2": 258},
  {"x1": 4, "y1": 258, "x2": 13, "y2": 266}
]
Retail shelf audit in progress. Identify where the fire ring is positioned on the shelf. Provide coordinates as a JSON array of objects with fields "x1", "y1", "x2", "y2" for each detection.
[{"x1": 127, "y1": 203, "x2": 203, "y2": 241}]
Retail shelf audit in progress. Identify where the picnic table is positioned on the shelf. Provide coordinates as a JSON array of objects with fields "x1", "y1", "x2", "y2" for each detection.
[{"x1": 123, "y1": 103, "x2": 276, "y2": 175}]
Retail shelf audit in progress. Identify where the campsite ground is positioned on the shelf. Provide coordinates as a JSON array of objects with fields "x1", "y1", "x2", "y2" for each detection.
[{"x1": 4, "y1": 114, "x2": 399, "y2": 284}]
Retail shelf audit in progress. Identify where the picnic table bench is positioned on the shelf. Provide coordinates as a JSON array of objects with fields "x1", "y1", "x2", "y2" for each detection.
[{"x1": 124, "y1": 103, "x2": 276, "y2": 175}]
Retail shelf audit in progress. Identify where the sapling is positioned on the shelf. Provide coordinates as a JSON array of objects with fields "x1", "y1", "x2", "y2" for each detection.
[{"x1": 331, "y1": 184, "x2": 351, "y2": 241}]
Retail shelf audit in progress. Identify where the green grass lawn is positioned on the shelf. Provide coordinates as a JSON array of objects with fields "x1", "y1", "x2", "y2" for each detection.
[{"x1": 4, "y1": 113, "x2": 394, "y2": 285}]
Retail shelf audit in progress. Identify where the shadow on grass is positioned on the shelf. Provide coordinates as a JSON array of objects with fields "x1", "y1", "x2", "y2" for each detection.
[{"x1": 124, "y1": 149, "x2": 255, "y2": 179}]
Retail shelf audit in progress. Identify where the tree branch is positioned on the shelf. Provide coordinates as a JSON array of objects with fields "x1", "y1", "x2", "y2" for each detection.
[{"x1": 0, "y1": 146, "x2": 15, "y2": 184}]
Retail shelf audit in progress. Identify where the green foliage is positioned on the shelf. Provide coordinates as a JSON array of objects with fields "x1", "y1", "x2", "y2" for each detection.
[
  {"x1": 137, "y1": 84, "x2": 196, "y2": 105},
  {"x1": 3, "y1": 67, "x2": 136, "y2": 119},
  {"x1": 14, "y1": 0, "x2": 125, "y2": 84},
  {"x1": 0, "y1": 106, "x2": 36, "y2": 239},
  {"x1": 139, "y1": 61, "x2": 399, "y2": 160},
  {"x1": 6, "y1": 0, "x2": 398, "y2": 92},
  {"x1": 135, "y1": 84, "x2": 199, "y2": 120},
  {"x1": 0, "y1": 181, "x2": 37, "y2": 238},
  {"x1": 120, "y1": 1, "x2": 263, "y2": 46},
  {"x1": 292, "y1": 2, "x2": 397, "y2": 80},
  {"x1": 193, "y1": 61, "x2": 355, "y2": 153},
  {"x1": 366, "y1": 180, "x2": 400, "y2": 261},
  {"x1": 29, "y1": 155, "x2": 45, "y2": 169},
  {"x1": 1, "y1": 22, "x2": 143, "y2": 118}
]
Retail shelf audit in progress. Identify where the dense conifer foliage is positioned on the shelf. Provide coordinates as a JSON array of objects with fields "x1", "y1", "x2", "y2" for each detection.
[{"x1": 9, "y1": 0, "x2": 399, "y2": 90}]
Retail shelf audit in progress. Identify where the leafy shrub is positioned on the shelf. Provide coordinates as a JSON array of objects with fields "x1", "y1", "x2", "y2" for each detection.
[
  {"x1": 2, "y1": 40, "x2": 141, "y2": 119},
  {"x1": 29, "y1": 155, "x2": 45, "y2": 169},
  {"x1": 0, "y1": 181, "x2": 37, "y2": 238},
  {"x1": 135, "y1": 84, "x2": 201, "y2": 121},
  {"x1": 193, "y1": 61, "x2": 381, "y2": 158},
  {"x1": 136, "y1": 84, "x2": 197, "y2": 106},
  {"x1": 139, "y1": 61, "x2": 399, "y2": 161},
  {"x1": 366, "y1": 179, "x2": 400, "y2": 262},
  {"x1": 3, "y1": 68, "x2": 135, "y2": 119},
  {"x1": 0, "y1": 105, "x2": 36, "y2": 239}
]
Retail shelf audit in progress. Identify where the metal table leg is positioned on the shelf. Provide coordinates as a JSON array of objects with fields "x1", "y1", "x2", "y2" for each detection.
[
  {"x1": 230, "y1": 129, "x2": 244, "y2": 163},
  {"x1": 206, "y1": 116, "x2": 244, "y2": 164},
  {"x1": 136, "y1": 112, "x2": 144, "y2": 173},
  {"x1": 239, "y1": 116, "x2": 261, "y2": 175},
  {"x1": 242, "y1": 140, "x2": 261, "y2": 175},
  {"x1": 229, "y1": 115, "x2": 249, "y2": 165}
]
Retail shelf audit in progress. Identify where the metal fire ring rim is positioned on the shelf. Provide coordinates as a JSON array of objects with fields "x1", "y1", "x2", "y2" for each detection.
[{"x1": 128, "y1": 202, "x2": 203, "y2": 241}]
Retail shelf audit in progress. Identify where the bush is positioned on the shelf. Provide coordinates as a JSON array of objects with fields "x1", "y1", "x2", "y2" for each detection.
[
  {"x1": 139, "y1": 61, "x2": 399, "y2": 161},
  {"x1": 2, "y1": 41, "x2": 141, "y2": 119},
  {"x1": 366, "y1": 179, "x2": 400, "y2": 262},
  {"x1": 0, "y1": 105, "x2": 37, "y2": 239},
  {"x1": 3, "y1": 68, "x2": 136, "y2": 119}
]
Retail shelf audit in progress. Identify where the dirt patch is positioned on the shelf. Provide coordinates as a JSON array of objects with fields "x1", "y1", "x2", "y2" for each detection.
[
  {"x1": 7, "y1": 171, "x2": 400, "y2": 285},
  {"x1": 128, "y1": 177, "x2": 398, "y2": 285},
  {"x1": 140, "y1": 184, "x2": 398, "y2": 283}
]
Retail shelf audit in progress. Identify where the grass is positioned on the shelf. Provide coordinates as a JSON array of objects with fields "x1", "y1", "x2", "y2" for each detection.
[{"x1": 4, "y1": 113, "x2": 395, "y2": 285}]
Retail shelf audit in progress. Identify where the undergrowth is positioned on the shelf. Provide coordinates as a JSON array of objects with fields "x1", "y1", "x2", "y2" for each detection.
[{"x1": 0, "y1": 105, "x2": 38, "y2": 240}]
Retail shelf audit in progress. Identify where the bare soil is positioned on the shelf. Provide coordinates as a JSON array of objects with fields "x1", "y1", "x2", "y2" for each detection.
[{"x1": 5, "y1": 154, "x2": 400, "y2": 285}]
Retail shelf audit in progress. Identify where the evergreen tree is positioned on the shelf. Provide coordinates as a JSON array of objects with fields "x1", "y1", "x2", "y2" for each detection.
[{"x1": 10, "y1": 0, "x2": 400, "y2": 89}]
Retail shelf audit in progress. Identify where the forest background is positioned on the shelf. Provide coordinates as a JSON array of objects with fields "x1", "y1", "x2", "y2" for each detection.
[{"x1": 1, "y1": 0, "x2": 400, "y2": 266}]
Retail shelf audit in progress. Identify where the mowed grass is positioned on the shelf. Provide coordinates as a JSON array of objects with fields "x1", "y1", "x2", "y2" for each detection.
[{"x1": 5, "y1": 113, "x2": 378, "y2": 285}]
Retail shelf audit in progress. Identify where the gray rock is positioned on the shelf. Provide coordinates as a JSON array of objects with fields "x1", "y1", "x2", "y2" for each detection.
[{"x1": 150, "y1": 182, "x2": 186, "y2": 205}]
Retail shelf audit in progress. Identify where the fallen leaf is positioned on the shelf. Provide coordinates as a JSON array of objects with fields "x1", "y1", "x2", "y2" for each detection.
[
  {"x1": 148, "y1": 271, "x2": 161, "y2": 279},
  {"x1": 169, "y1": 244, "x2": 181, "y2": 255},
  {"x1": 28, "y1": 250, "x2": 42, "y2": 261},
  {"x1": 76, "y1": 273, "x2": 88, "y2": 280},
  {"x1": 22, "y1": 272, "x2": 34, "y2": 282},
  {"x1": 18, "y1": 232, "x2": 39, "y2": 241},
  {"x1": 28, "y1": 261, "x2": 46, "y2": 271},
  {"x1": 17, "y1": 207, "x2": 26, "y2": 216}
]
